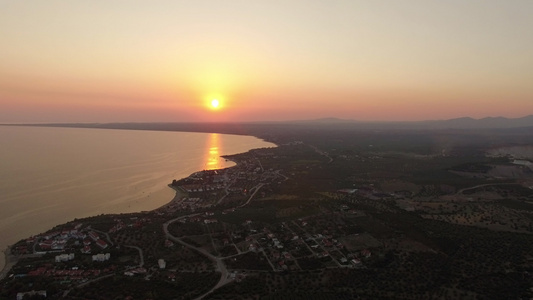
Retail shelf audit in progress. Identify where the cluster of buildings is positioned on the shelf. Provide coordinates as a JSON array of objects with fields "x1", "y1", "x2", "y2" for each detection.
[
  {"x1": 220, "y1": 215, "x2": 377, "y2": 272},
  {"x1": 87, "y1": 231, "x2": 109, "y2": 251},
  {"x1": 33, "y1": 223, "x2": 85, "y2": 252},
  {"x1": 108, "y1": 216, "x2": 151, "y2": 233},
  {"x1": 162, "y1": 197, "x2": 203, "y2": 213},
  {"x1": 180, "y1": 183, "x2": 225, "y2": 193},
  {"x1": 24, "y1": 264, "x2": 114, "y2": 279},
  {"x1": 164, "y1": 154, "x2": 283, "y2": 213},
  {"x1": 20, "y1": 222, "x2": 113, "y2": 257}
]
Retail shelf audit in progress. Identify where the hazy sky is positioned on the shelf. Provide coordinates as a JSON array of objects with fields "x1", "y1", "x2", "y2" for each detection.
[{"x1": 1, "y1": 0, "x2": 532, "y2": 123}]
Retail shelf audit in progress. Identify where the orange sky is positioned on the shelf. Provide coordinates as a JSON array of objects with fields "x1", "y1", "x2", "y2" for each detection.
[{"x1": 1, "y1": 1, "x2": 532, "y2": 123}]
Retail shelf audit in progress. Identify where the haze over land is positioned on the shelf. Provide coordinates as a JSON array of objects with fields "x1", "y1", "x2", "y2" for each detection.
[{"x1": 1, "y1": 1, "x2": 532, "y2": 123}]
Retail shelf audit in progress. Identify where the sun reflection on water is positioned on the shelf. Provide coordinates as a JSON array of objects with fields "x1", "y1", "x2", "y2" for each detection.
[{"x1": 204, "y1": 133, "x2": 223, "y2": 170}]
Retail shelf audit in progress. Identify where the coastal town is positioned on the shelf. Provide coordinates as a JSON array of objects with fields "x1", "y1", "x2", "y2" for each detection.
[
  {"x1": 1, "y1": 144, "x2": 380, "y2": 299},
  {"x1": 2, "y1": 128, "x2": 533, "y2": 299}
]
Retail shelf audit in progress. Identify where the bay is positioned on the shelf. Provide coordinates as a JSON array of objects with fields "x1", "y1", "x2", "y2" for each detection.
[{"x1": 0, "y1": 126, "x2": 274, "y2": 271}]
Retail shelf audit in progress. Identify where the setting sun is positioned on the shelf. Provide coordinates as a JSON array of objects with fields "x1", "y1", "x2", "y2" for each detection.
[{"x1": 211, "y1": 99, "x2": 220, "y2": 109}]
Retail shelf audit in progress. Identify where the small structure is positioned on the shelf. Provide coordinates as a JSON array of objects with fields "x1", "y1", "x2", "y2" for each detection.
[
  {"x1": 55, "y1": 253, "x2": 75, "y2": 262},
  {"x1": 158, "y1": 259, "x2": 166, "y2": 269},
  {"x1": 350, "y1": 259, "x2": 361, "y2": 266},
  {"x1": 96, "y1": 239, "x2": 108, "y2": 249},
  {"x1": 92, "y1": 253, "x2": 110, "y2": 262},
  {"x1": 361, "y1": 249, "x2": 372, "y2": 258},
  {"x1": 88, "y1": 231, "x2": 100, "y2": 241}
]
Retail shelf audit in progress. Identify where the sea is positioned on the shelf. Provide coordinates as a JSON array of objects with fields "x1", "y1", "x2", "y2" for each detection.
[{"x1": 0, "y1": 126, "x2": 275, "y2": 271}]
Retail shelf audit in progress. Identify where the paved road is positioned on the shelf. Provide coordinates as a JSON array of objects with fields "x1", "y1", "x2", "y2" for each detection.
[
  {"x1": 238, "y1": 183, "x2": 264, "y2": 208},
  {"x1": 274, "y1": 170, "x2": 289, "y2": 181},
  {"x1": 309, "y1": 144, "x2": 333, "y2": 163},
  {"x1": 62, "y1": 273, "x2": 115, "y2": 297},
  {"x1": 92, "y1": 228, "x2": 114, "y2": 247},
  {"x1": 189, "y1": 182, "x2": 267, "y2": 298},
  {"x1": 457, "y1": 183, "x2": 522, "y2": 195},
  {"x1": 215, "y1": 182, "x2": 232, "y2": 205},
  {"x1": 162, "y1": 214, "x2": 231, "y2": 300}
]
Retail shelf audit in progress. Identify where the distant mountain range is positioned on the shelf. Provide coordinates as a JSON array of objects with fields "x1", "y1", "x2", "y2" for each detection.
[
  {"x1": 289, "y1": 115, "x2": 533, "y2": 129},
  {"x1": 4, "y1": 115, "x2": 533, "y2": 133},
  {"x1": 422, "y1": 115, "x2": 533, "y2": 129}
]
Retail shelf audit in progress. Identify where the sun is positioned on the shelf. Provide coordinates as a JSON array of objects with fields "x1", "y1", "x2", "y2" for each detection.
[
  {"x1": 204, "y1": 94, "x2": 224, "y2": 111},
  {"x1": 211, "y1": 99, "x2": 220, "y2": 109}
]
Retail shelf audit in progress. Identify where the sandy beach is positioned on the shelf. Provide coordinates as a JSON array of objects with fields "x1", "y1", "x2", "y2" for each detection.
[
  {"x1": 0, "y1": 246, "x2": 16, "y2": 281},
  {"x1": 157, "y1": 186, "x2": 189, "y2": 211}
]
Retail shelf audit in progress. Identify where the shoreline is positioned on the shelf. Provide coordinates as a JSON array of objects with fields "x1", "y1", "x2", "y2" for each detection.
[
  {"x1": 0, "y1": 246, "x2": 15, "y2": 281},
  {"x1": 0, "y1": 143, "x2": 267, "y2": 281},
  {"x1": 156, "y1": 185, "x2": 189, "y2": 211},
  {"x1": 0, "y1": 184, "x2": 190, "y2": 281}
]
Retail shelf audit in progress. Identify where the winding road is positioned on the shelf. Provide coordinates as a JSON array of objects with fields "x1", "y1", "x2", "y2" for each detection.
[
  {"x1": 162, "y1": 214, "x2": 231, "y2": 300},
  {"x1": 162, "y1": 179, "x2": 270, "y2": 299}
]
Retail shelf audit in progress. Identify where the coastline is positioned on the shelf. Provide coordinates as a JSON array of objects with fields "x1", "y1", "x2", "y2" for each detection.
[
  {"x1": 0, "y1": 138, "x2": 270, "y2": 281},
  {"x1": 0, "y1": 246, "x2": 15, "y2": 281},
  {"x1": 156, "y1": 185, "x2": 189, "y2": 211},
  {"x1": 0, "y1": 183, "x2": 190, "y2": 280},
  {"x1": 0, "y1": 184, "x2": 188, "y2": 280}
]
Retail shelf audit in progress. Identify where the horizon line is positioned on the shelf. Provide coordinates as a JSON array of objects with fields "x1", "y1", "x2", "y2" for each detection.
[{"x1": 2, "y1": 114, "x2": 533, "y2": 126}]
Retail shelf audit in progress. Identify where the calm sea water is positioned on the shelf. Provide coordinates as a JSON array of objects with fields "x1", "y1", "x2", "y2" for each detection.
[{"x1": 0, "y1": 126, "x2": 274, "y2": 270}]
